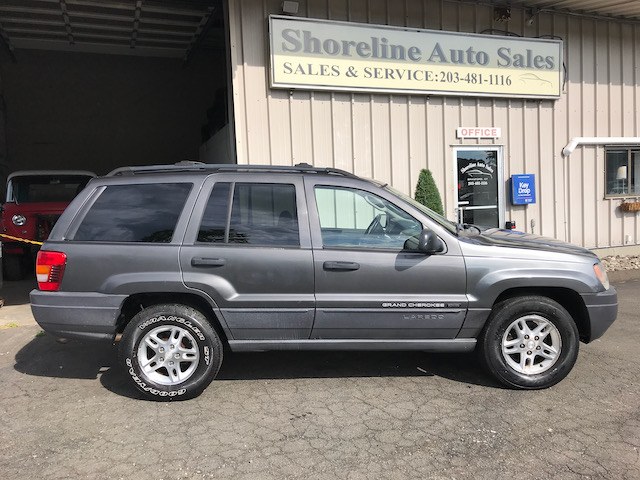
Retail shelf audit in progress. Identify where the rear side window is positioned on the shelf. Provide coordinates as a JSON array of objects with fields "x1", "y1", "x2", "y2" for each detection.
[
  {"x1": 197, "y1": 182, "x2": 299, "y2": 246},
  {"x1": 198, "y1": 182, "x2": 231, "y2": 243},
  {"x1": 73, "y1": 183, "x2": 192, "y2": 243}
]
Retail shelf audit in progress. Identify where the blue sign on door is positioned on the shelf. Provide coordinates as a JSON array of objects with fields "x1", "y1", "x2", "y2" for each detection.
[{"x1": 511, "y1": 174, "x2": 536, "y2": 205}]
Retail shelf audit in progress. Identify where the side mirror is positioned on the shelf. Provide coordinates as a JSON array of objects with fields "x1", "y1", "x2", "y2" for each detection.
[{"x1": 404, "y1": 229, "x2": 445, "y2": 254}]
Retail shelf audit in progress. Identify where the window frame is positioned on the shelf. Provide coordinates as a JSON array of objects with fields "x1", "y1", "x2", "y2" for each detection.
[{"x1": 605, "y1": 147, "x2": 640, "y2": 199}]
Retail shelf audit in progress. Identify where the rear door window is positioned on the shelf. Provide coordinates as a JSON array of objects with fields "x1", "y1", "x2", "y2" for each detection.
[
  {"x1": 73, "y1": 183, "x2": 192, "y2": 243},
  {"x1": 197, "y1": 182, "x2": 299, "y2": 247}
]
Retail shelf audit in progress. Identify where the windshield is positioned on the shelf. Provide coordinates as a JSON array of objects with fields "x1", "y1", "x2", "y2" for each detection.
[
  {"x1": 8, "y1": 175, "x2": 93, "y2": 203},
  {"x1": 384, "y1": 185, "x2": 458, "y2": 235}
]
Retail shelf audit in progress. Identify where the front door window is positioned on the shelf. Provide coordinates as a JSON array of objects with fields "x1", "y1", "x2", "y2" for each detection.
[
  {"x1": 455, "y1": 148, "x2": 502, "y2": 228},
  {"x1": 314, "y1": 186, "x2": 422, "y2": 250}
]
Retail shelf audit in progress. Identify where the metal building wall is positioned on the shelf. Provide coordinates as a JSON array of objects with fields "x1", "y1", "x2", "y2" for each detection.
[{"x1": 228, "y1": 0, "x2": 640, "y2": 249}]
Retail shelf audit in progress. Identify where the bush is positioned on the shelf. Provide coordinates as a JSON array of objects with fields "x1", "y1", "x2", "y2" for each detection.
[{"x1": 414, "y1": 169, "x2": 444, "y2": 215}]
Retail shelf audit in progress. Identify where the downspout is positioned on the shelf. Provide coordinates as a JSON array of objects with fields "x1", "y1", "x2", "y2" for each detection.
[{"x1": 562, "y1": 137, "x2": 640, "y2": 156}]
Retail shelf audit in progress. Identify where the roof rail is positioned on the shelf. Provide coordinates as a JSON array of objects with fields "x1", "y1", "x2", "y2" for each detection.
[{"x1": 106, "y1": 162, "x2": 361, "y2": 179}]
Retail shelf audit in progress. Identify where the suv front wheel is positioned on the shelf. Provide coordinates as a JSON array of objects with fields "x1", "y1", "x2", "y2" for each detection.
[
  {"x1": 118, "y1": 304, "x2": 223, "y2": 401},
  {"x1": 479, "y1": 295, "x2": 579, "y2": 389}
]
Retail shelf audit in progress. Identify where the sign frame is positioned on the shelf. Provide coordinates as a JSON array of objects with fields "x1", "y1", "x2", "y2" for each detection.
[{"x1": 268, "y1": 15, "x2": 563, "y2": 100}]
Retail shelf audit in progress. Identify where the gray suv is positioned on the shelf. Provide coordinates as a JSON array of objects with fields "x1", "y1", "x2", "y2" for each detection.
[{"x1": 30, "y1": 163, "x2": 618, "y2": 400}]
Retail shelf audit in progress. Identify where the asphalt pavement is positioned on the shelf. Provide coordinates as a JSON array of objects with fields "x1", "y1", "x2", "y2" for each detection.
[{"x1": 0, "y1": 277, "x2": 638, "y2": 479}]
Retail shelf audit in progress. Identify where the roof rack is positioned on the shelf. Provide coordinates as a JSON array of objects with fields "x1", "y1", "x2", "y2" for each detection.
[{"x1": 106, "y1": 161, "x2": 361, "y2": 179}]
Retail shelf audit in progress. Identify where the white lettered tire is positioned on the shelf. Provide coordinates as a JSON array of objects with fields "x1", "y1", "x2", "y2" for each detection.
[{"x1": 118, "y1": 304, "x2": 223, "y2": 401}]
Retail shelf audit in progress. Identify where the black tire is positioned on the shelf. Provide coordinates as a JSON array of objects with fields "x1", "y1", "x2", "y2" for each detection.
[
  {"x1": 479, "y1": 295, "x2": 579, "y2": 389},
  {"x1": 3, "y1": 255, "x2": 25, "y2": 281},
  {"x1": 118, "y1": 304, "x2": 223, "y2": 401}
]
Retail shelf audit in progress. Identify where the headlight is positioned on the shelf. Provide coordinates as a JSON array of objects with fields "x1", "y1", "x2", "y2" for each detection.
[
  {"x1": 593, "y1": 262, "x2": 610, "y2": 290},
  {"x1": 11, "y1": 214, "x2": 26, "y2": 226}
]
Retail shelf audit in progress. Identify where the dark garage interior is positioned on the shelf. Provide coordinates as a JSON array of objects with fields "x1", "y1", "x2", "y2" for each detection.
[{"x1": 0, "y1": 0, "x2": 231, "y2": 187}]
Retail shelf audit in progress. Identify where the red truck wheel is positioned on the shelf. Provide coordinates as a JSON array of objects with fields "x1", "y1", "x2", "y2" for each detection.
[{"x1": 3, "y1": 255, "x2": 26, "y2": 281}]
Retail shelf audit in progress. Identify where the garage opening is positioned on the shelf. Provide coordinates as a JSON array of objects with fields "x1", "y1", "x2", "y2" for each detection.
[
  {"x1": 0, "y1": 0, "x2": 232, "y2": 184},
  {"x1": 0, "y1": 0, "x2": 232, "y2": 280}
]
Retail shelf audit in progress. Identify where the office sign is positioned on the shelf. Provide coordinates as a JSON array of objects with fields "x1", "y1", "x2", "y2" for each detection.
[
  {"x1": 457, "y1": 127, "x2": 501, "y2": 139},
  {"x1": 511, "y1": 174, "x2": 536, "y2": 205},
  {"x1": 269, "y1": 16, "x2": 563, "y2": 99}
]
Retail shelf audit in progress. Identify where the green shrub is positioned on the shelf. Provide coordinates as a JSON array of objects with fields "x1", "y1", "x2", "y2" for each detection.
[{"x1": 414, "y1": 169, "x2": 444, "y2": 215}]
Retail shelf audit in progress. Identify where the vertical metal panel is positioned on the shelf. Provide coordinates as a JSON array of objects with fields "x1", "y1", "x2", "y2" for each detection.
[
  {"x1": 608, "y1": 20, "x2": 624, "y2": 248},
  {"x1": 408, "y1": 96, "x2": 427, "y2": 194},
  {"x1": 371, "y1": 95, "x2": 392, "y2": 184},
  {"x1": 564, "y1": 16, "x2": 580, "y2": 246},
  {"x1": 580, "y1": 19, "x2": 597, "y2": 247},
  {"x1": 289, "y1": 91, "x2": 314, "y2": 165},
  {"x1": 352, "y1": 94, "x2": 373, "y2": 177},
  {"x1": 331, "y1": 93, "x2": 354, "y2": 171},
  {"x1": 229, "y1": 0, "x2": 640, "y2": 248},
  {"x1": 268, "y1": 89, "x2": 292, "y2": 165},
  {"x1": 406, "y1": 0, "x2": 426, "y2": 197},
  {"x1": 635, "y1": 26, "x2": 640, "y2": 246},
  {"x1": 241, "y1": 0, "x2": 271, "y2": 164},
  {"x1": 227, "y1": 0, "x2": 246, "y2": 162},
  {"x1": 594, "y1": 20, "x2": 610, "y2": 247},
  {"x1": 390, "y1": 96, "x2": 411, "y2": 193},
  {"x1": 309, "y1": 91, "x2": 334, "y2": 166},
  {"x1": 621, "y1": 23, "x2": 636, "y2": 246},
  {"x1": 426, "y1": 97, "x2": 447, "y2": 211},
  {"x1": 538, "y1": 102, "x2": 556, "y2": 238}
]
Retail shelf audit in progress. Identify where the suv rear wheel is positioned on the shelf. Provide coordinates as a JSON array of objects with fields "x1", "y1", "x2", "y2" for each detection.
[
  {"x1": 479, "y1": 295, "x2": 579, "y2": 389},
  {"x1": 118, "y1": 304, "x2": 223, "y2": 401}
]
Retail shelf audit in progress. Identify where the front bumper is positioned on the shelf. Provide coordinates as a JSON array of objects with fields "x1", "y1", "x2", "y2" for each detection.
[
  {"x1": 581, "y1": 287, "x2": 618, "y2": 342},
  {"x1": 30, "y1": 290, "x2": 127, "y2": 341}
]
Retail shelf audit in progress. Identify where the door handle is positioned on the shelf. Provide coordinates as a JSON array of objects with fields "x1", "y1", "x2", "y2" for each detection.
[
  {"x1": 323, "y1": 261, "x2": 360, "y2": 271},
  {"x1": 191, "y1": 257, "x2": 226, "y2": 267}
]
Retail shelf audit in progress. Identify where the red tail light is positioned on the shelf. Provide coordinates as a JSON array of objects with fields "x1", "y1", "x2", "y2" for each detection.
[{"x1": 36, "y1": 251, "x2": 67, "y2": 291}]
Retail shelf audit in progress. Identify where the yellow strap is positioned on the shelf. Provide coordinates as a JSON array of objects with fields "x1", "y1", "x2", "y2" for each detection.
[{"x1": 0, "y1": 234, "x2": 44, "y2": 246}]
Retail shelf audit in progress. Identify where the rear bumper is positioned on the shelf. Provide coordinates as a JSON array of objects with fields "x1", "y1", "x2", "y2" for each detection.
[
  {"x1": 30, "y1": 290, "x2": 127, "y2": 341},
  {"x1": 581, "y1": 287, "x2": 618, "y2": 342}
]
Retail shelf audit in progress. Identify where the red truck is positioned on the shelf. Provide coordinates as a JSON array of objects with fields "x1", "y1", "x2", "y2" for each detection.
[{"x1": 1, "y1": 170, "x2": 95, "y2": 280}]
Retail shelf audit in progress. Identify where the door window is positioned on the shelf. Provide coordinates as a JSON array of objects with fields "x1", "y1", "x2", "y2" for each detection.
[
  {"x1": 197, "y1": 182, "x2": 299, "y2": 247},
  {"x1": 314, "y1": 186, "x2": 422, "y2": 249},
  {"x1": 455, "y1": 148, "x2": 501, "y2": 228}
]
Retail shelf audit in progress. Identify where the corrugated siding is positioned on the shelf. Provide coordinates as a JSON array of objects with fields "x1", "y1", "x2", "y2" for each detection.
[
  {"x1": 228, "y1": 0, "x2": 640, "y2": 248},
  {"x1": 509, "y1": 0, "x2": 640, "y2": 21}
]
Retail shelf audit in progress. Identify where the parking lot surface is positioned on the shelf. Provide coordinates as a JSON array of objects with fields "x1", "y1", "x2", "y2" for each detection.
[{"x1": 0, "y1": 278, "x2": 638, "y2": 480}]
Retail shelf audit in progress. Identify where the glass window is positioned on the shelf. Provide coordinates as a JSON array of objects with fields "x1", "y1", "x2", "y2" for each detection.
[
  {"x1": 383, "y1": 185, "x2": 458, "y2": 235},
  {"x1": 228, "y1": 183, "x2": 299, "y2": 246},
  {"x1": 196, "y1": 182, "x2": 299, "y2": 247},
  {"x1": 198, "y1": 182, "x2": 231, "y2": 243},
  {"x1": 606, "y1": 149, "x2": 640, "y2": 196},
  {"x1": 73, "y1": 183, "x2": 192, "y2": 243},
  {"x1": 314, "y1": 186, "x2": 422, "y2": 249},
  {"x1": 9, "y1": 175, "x2": 93, "y2": 203}
]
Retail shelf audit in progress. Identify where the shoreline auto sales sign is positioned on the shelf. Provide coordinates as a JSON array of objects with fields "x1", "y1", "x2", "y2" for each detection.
[{"x1": 269, "y1": 16, "x2": 563, "y2": 99}]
